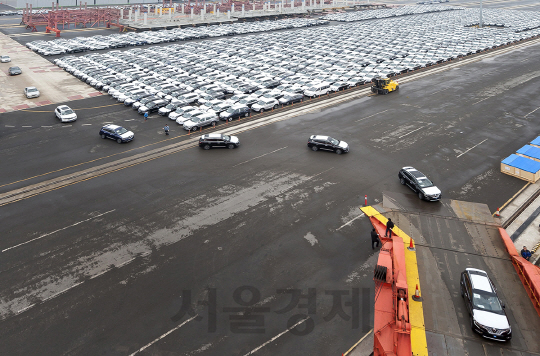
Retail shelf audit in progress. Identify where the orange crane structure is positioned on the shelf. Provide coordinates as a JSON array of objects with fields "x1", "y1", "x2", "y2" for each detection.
[
  {"x1": 22, "y1": 3, "x2": 122, "y2": 35},
  {"x1": 370, "y1": 215, "x2": 412, "y2": 356}
]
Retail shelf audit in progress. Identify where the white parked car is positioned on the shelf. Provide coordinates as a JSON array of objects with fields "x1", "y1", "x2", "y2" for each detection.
[
  {"x1": 304, "y1": 83, "x2": 331, "y2": 97},
  {"x1": 55, "y1": 105, "x2": 77, "y2": 122},
  {"x1": 183, "y1": 112, "x2": 219, "y2": 131},
  {"x1": 169, "y1": 106, "x2": 198, "y2": 121},
  {"x1": 251, "y1": 98, "x2": 279, "y2": 113},
  {"x1": 176, "y1": 110, "x2": 204, "y2": 125},
  {"x1": 1, "y1": 55, "x2": 11, "y2": 63},
  {"x1": 24, "y1": 86, "x2": 40, "y2": 99}
]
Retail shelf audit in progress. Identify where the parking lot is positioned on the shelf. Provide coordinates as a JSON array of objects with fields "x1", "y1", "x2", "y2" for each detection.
[{"x1": 2, "y1": 2, "x2": 540, "y2": 355}]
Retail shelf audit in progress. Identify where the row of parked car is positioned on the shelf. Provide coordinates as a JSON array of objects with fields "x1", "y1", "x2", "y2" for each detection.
[
  {"x1": 26, "y1": 18, "x2": 328, "y2": 56},
  {"x1": 55, "y1": 48, "x2": 358, "y2": 132},
  {"x1": 0, "y1": 10, "x2": 21, "y2": 16},
  {"x1": 324, "y1": 6, "x2": 540, "y2": 34},
  {"x1": 51, "y1": 7, "x2": 540, "y2": 132},
  {"x1": 322, "y1": 4, "x2": 460, "y2": 22}
]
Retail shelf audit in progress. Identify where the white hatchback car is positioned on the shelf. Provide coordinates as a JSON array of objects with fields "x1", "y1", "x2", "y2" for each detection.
[
  {"x1": 55, "y1": 105, "x2": 77, "y2": 122},
  {"x1": 1, "y1": 55, "x2": 11, "y2": 63}
]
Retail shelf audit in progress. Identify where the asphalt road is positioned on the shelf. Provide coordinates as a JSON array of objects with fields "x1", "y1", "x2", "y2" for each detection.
[{"x1": 1, "y1": 33, "x2": 540, "y2": 356}]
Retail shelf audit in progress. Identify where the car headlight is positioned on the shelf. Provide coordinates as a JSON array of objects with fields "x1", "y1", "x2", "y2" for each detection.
[{"x1": 473, "y1": 320, "x2": 487, "y2": 330}]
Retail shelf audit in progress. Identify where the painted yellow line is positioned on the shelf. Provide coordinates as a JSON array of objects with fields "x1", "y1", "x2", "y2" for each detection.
[
  {"x1": 367, "y1": 207, "x2": 428, "y2": 356},
  {"x1": 20, "y1": 103, "x2": 122, "y2": 113},
  {"x1": 359, "y1": 206, "x2": 380, "y2": 217},
  {"x1": 0, "y1": 132, "x2": 194, "y2": 189},
  {"x1": 0, "y1": 143, "x2": 196, "y2": 207},
  {"x1": 0, "y1": 112, "x2": 265, "y2": 189},
  {"x1": 0, "y1": 110, "x2": 312, "y2": 196}
]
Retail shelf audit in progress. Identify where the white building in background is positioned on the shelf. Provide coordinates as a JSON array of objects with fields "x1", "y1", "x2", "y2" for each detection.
[{"x1": 4, "y1": 0, "x2": 159, "y2": 9}]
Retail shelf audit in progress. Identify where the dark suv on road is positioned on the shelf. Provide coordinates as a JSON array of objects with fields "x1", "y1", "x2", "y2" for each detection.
[
  {"x1": 460, "y1": 268, "x2": 511, "y2": 341},
  {"x1": 199, "y1": 133, "x2": 240, "y2": 150},
  {"x1": 398, "y1": 166, "x2": 441, "y2": 201},
  {"x1": 99, "y1": 124, "x2": 134, "y2": 144}
]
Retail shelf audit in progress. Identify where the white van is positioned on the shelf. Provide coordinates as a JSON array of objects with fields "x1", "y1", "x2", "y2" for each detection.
[{"x1": 304, "y1": 83, "x2": 331, "y2": 97}]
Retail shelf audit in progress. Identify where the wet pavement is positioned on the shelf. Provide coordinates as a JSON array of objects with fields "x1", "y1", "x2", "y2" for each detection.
[
  {"x1": 374, "y1": 192, "x2": 540, "y2": 355},
  {"x1": 1, "y1": 5, "x2": 540, "y2": 355}
]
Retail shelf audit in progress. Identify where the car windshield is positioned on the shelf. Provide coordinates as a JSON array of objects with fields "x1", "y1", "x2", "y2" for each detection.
[
  {"x1": 417, "y1": 178, "x2": 433, "y2": 188},
  {"x1": 115, "y1": 127, "x2": 128, "y2": 135},
  {"x1": 226, "y1": 108, "x2": 235, "y2": 113},
  {"x1": 328, "y1": 137, "x2": 339, "y2": 145},
  {"x1": 62, "y1": 109, "x2": 74, "y2": 115},
  {"x1": 223, "y1": 135, "x2": 230, "y2": 141},
  {"x1": 212, "y1": 105, "x2": 223, "y2": 111},
  {"x1": 165, "y1": 104, "x2": 175, "y2": 109},
  {"x1": 190, "y1": 117, "x2": 201, "y2": 123},
  {"x1": 472, "y1": 291, "x2": 504, "y2": 314},
  {"x1": 257, "y1": 101, "x2": 265, "y2": 106},
  {"x1": 28, "y1": 88, "x2": 38, "y2": 92},
  {"x1": 239, "y1": 99, "x2": 250, "y2": 104}
]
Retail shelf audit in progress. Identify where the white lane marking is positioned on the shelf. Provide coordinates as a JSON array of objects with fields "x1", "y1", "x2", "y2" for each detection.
[
  {"x1": 5, "y1": 125, "x2": 15, "y2": 127},
  {"x1": 41, "y1": 125, "x2": 53, "y2": 128},
  {"x1": 355, "y1": 109, "x2": 389, "y2": 122},
  {"x1": 233, "y1": 146, "x2": 287, "y2": 167},
  {"x1": 128, "y1": 315, "x2": 198, "y2": 356},
  {"x1": 243, "y1": 317, "x2": 309, "y2": 356},
  {"x1": 82, "y1": 123, "x2": 92, "y2": 126},
  {"x1": 456, "y1": 139, "x2": 488, "y2": 158},
  {"x1": 398, "y1": 125, "x2": 427, "y2": 139},
  {"x1": 472, "y1": 96, "x2": 491, "y2": 105},
  {"x1": 103, "y1": 122, "x2": 113, "y2": 124},
  {"x1": 336, "y1": 213, "x2": 365, "y2": 231},
  {"x1": 525, "y1": 106, "x2": 540, "y2": 118},
  {"x1": 16, "y1": 303, "x2": 36, "y2": 315},
  {"x1": 125, "y1": 119, "x2": 135, "y2": 121},
  {"x1": 21, "y1": 126, "x2": 32, "y2": 128},
  {"x1": 118, "y1": 257, "x2": 136, "y2": 267},
  {"x1": 2, "y1": 210, "x2": 115, "y2": 252},
  {"x1": 41, "y1": 281, "x2": 84, "y2": 302},
  {"x1": 430, "y1": 87, "x2": 450, "y2": 95},
  {"x1": 61, "y1": 125, "x2": 72, "y2": 127}
]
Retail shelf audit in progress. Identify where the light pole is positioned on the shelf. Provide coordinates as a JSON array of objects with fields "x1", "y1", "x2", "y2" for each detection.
[{"x1": 479, "y1": 0, "x2": 483, "y2": 28}]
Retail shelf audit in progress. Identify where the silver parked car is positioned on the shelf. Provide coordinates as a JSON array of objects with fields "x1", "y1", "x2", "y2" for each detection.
[{"x1": 24, "y1": 86, "x2": 40, "y2": 99}]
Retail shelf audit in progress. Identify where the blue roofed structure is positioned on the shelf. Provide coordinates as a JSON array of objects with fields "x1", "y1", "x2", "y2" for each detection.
[
  {"x1": 530, "y1": 136, "x2": 540, "y2": 147},
  {"x1": 516, "y1": 145, "x2": 540, "y2": 162}
]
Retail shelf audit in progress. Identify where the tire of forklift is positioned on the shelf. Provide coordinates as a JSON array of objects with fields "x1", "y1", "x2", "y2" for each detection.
[
  {"x1": 395, "y1": 85, "x2": 399, "y2": 91},
  {"x1": 371, "y1": 87, "x2": 377, "y2": 93},
  {"x1": 383, "y1": 89, "x2": 389, "y2": 95}
]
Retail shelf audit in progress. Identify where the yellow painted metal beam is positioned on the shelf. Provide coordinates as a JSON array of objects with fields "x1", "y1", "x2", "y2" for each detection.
[{"x1": 364, "y1": 206, "x2": 428, "y2": 356}]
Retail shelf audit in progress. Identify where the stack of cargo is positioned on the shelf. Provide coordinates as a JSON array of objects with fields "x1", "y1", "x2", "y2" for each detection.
[{"x1": 501, "y1": 137, "x2": 540, "y2": 182}]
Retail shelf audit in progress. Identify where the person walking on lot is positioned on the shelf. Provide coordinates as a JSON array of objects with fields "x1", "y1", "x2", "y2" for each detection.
[
  {"x1": 385, "y1": 218, "x2": 395, "y2": 238},
  {"x1": 164, "y1": 125, "x2": 170, "y2": 135},
  {"x1": 371, "y1": 228, "x2": 380, "y2": 249},
  {"x1": 521, "y1": 246, "x2": 532, "y2": 261},
  {"x1": 144, "y1": 112, "x2": 148, "y2": 121}
]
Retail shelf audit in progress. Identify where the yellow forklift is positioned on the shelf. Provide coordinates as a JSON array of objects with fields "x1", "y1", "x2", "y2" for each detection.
[{"x1": 371, "y1": 76, "x2": 399, "y2": 95}]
